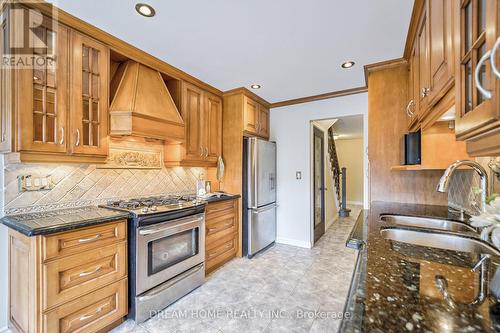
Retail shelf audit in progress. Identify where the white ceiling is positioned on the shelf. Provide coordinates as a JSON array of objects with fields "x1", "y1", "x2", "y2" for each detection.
[
  {"x1": 315, "y1": 115, "x2": 363, "y2": 140},
  {"x1": 49, "y1": 0, "x2": 414, "y2": 103}
]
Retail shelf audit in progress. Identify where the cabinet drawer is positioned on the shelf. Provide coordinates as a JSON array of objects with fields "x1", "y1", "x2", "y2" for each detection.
[
  {"x1": 206, "y1": 233, "x2": 237, "y2": 272},
  {"x1": 205, "y1": 234, "x2": 238, "y2": 267},
  {"x1": 43, "y1": 278, "x2": 127, "y2": 333},
  {"x1": 42, "y1": 242, "x2": 127, "y2": 310},
  {"x1": 206, "y1": 215, "x2": 237, "y2": 243},
  {"x1": 43, "y1": 220, "x2": 127, "y2": 261},
  {"x1": 206, "y1": 200, "x2": 237, "y2": 219}
]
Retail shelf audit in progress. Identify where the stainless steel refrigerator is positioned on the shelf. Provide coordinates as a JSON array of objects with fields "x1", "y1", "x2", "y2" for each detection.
[{"x1": 243, "y1": 137, "x2": 277, "y2": 258}]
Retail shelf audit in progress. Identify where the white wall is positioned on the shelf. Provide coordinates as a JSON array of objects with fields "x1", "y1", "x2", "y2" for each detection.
[
  {"x1": 336, "y1": 138, "x2": 364, "y2": 205},
  {"x1": 270, "y1": 93, "x2": 368, "y2": 248},
  {"x1": 0, "y1": 154, "x2": 7, "y2": 333}
]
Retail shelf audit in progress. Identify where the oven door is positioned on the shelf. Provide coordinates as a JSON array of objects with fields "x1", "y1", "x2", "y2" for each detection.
[{"x1": 136, "y1": 213, "x2": 205, "y2": 295}]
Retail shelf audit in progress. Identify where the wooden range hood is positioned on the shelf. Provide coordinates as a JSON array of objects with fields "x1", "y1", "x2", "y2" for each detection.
[{"x1": 109, "y1": 60, "x2": 185, "y2": 142}]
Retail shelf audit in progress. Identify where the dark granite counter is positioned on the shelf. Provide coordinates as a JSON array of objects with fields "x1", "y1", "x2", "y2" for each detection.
[
  {"x1": 205, "y1": 193, "x2": 240, "y2": 203},
  {"x1": 340, "y1": 201, "x2": 500, "y2": 333},
  {"x1": 1, "y1": 206, "x2": 130, "y2": 236}
]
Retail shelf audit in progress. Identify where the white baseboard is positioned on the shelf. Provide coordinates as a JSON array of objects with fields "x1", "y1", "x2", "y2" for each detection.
[
  {"x1": 346, "y1": 201, "x2": 363, "y2": 206},
  {"x1": 276, "y1": 237, "x2": 312, "y2": 249},
  {"x1": 0, "y1": 326, "x2": 11, "y2": 333}
]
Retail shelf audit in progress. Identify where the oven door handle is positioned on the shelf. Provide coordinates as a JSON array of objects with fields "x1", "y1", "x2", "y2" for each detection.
[
  {"x1": 137, "y1": 263, "x2": 204, "y2": 302},
  {"x1": 139, "y1": 217, "x2": 204, "y2": 236}
]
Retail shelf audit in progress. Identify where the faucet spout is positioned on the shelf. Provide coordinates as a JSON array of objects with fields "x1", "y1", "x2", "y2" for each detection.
[{"x1": 436, "y1": 160, "x2": 489, "y2": 213}]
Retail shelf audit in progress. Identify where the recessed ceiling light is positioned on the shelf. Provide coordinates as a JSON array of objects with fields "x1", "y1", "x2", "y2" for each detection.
[
  {"x1": 250, "y1": 84, "x2": 261, "y2": 89},
  {"x1": 341, "y1": 61, "x2": 355, "y2": 69},
  {"x1": 135, "y1": 3, "x2": 156, "y2": 17}
]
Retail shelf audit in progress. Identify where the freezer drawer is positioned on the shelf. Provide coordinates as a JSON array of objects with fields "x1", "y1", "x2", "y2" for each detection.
[{"x1": 247, "y1": 203, "x2": 277, "y2": 257}]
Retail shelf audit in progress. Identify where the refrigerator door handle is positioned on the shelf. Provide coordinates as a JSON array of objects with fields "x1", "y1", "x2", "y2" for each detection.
[{"x1": 249, "y1": 203, "x2": 278, "y2": 212}]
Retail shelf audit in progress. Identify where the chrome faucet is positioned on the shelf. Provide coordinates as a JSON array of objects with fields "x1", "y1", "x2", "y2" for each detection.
[{"x1": 436, "y1": 160, "x2": 489, "y2": 213}]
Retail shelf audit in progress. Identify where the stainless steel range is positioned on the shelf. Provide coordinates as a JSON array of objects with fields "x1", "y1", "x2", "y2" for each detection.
[{"x1": 101, "y1": 195, "x2": 206, "y2": 323}]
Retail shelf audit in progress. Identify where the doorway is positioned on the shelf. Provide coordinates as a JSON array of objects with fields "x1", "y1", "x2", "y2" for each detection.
[{"x1": 313, "y1": 126, "x2": 325, "y2": 242}]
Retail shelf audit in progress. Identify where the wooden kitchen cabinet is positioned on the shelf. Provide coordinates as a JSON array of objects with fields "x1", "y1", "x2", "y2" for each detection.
[
  {"x1": 405, "y1": 0, "x2": 456, "y2": 130},
  {"x1": 258, "y1": 104, "x2": 270, "y2": 138},
  {"x1": 205, "y1": 91, "x2": 223, "y2": 162},
  {"x1": 454, "y1": 0, "x2": 500, "y2": 155},
  {"x1": 205, "y1": 199, "x2": 239, "y2": 274},
  {"x1": 8, "y1": 220, "x2": 128, "y2": 333},
  {"x1": 0, "y1": 8, "x2": 12, "y2": 152},
  {"x1": 15, "y1": 12, "x2": 69, "y2": 154},
  {"x1": 3, "y1": 5, "x2": 110, "y2": 163},
  {"x1": 243, "y1": 96, "x2": 259, "y2": 135},
  {"x1": 69, "y1": 31, "x2": 109, "y2": 157},
  {"x1": 407, "y1": 42, "x2": 420, "y2": 131},
  {"x1": 243, "y1": 95, "x2": 269, "y2": 139},
  {"x1": 164, "y1": 81, "x2": 222, "y2": 167}
]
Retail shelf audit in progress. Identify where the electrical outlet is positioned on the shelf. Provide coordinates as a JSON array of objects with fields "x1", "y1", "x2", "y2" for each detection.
[
  {"x1": 18, "y1": 175, "x2": 54, "y2": 192},
  {"x1": 296, "y1": 171, "x2": 302, "y2": 180}
]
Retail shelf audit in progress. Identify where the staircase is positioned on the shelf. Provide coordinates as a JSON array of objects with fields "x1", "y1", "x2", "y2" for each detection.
[
  {"x1": 327, "y1": 126, "x2": 341, "y2": 209},
  {"x1": 327, "y1": 126, "x2": 351, "y2": 217}
]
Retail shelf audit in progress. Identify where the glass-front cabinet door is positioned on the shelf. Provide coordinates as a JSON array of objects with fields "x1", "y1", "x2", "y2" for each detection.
[
  {"x1": 455, "y1": 0, "x2": 500, "y2": 140},
  {"x1": 70, "y1": 31, "x2": 109, "y2": 156},
  {"x1": 17, "y1": 11, "x2": 68, "y2": 153}
]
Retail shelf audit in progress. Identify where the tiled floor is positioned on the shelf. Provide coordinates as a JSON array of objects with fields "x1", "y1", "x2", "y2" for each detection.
[{"x1": 112, "y1": 207, "x2": 360, "y2": 333}]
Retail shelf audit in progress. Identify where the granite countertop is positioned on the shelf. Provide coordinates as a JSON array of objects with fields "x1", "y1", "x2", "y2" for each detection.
[
  {"x1": 204, "y1": 193, "x2": 240, "y2": 203},
  {"x1": 1, "y1": 206, "x2": 130, "y2": 236},
  {"x1": 341, "y1": 202, "x2": 500, "y2": 333}
]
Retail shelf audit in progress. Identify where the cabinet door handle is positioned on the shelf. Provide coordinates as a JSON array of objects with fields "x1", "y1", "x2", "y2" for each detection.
[
  {"x1": 78, "y1": 234, "x2": 101, "y2": 243},
  {"x1": 204, "y1": 147, "x2": 209, "y2": 158},
  {"x1": 59, "y1": 127, "x2": 64, "y2": 145},
  {"x1": 475, "y1": 50, "x2": 493, "y2": 99},
  {"x1": 75, "y1": 129, "x2": 80, "y2": 146},
  {"x1": 405, "y1": 100, "x2": 415, "y2": 117},
  {"x1": 199, "y1": 147, "x2": 203, "y2": 157},
  {"x1": 79, "y1": 305, "x2": 104, "y2": 321},
  {"x1": 491, "y1": 37, "x2": 500, "y2": 79},
  {"x1": 79, "y1": 265, "x2": 102, "y2": 277}
]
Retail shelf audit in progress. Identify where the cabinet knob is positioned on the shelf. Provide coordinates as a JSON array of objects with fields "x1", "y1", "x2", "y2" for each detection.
[
  {"x1": 475, "y1": 50, "x2": 493, "y2": 100},
  {"x1": 421, "y1": 87, "x2": 430, "y2": 98}
]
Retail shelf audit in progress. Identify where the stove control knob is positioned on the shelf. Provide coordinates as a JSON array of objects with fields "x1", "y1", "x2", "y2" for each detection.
[
  {"x1": 150, "y1": 205, "x2": 158, "y2": 211},
  {"x1": 141, "y1": 207, "x2": 149, "y2": 213}
]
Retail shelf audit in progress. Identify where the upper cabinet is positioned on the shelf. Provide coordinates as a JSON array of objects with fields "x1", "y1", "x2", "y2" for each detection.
[
  {"x1": 0, "y1": 9, "x2": 11, "y2": 153},
  {"x1": 164, "y1": 82, "x2": 222, "y2": 167},
  {"x1": 16, "y1": 13, "x2": 69, "y2": 155},
  {"x1": 70, "y1": 31, "x2": 109, "y2": 157},
  {"x1": 2, "y1": 5, "x2": 111, "y2": 163},
  {"x1": 454, "y1": 0, "x2": 500, "y2": 151},
  {"x1": 428, "y1": 0, "x2": 455, "y2": 104},
  {"x1": 205, "y1": 91, "x2": 223, "y2": 161},
  {"x1": 242, "y1": 95, "x2": 269, "y2": 139},
  {"x1": 258, "y1": 104, "x2": 270, "y2": 138},
  {"x1": 406, "y1": 0, "x2": 456, "y2": 131}
]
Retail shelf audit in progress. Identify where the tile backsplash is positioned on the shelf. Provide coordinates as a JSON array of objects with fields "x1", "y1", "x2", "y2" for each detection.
[
  {"x1": 448, "y1": 157, "x2": 500, "y2": 215},
  {"x1": 4, "y1": 164, "x2": 205, "y2": 215}
]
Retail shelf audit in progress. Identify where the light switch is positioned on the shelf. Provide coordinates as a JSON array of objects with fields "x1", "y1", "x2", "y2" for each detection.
[
  {"x1": 18, "y1": 175, "x2": 54, "y2": 192},
  {"x1": 296, "y1": 171, "x2": 302, "y2": 180}
]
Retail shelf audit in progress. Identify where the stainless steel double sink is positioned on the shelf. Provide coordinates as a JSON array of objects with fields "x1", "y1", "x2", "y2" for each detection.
[{"x1": 380, "y1": 214, "x2": 500, "y2": 257}]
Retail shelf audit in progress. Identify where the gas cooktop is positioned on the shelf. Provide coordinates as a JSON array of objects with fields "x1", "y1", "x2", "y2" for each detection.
[{"x1": 100, "y1": 195, "x2": 206, "y2": 216}]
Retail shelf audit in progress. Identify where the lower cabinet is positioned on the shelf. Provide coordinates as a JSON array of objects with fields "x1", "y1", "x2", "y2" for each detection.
[
  {"x1": 8, "y1": 220, "x2": 128, "y2": 333},
  {"x1": 205, "y1": 199, "x2": 239, "y2": 274}
]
